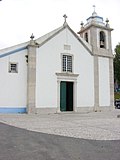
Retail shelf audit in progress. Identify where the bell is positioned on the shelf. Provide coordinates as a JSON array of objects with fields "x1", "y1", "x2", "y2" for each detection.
[{"x1": 100, "y1": 41, "x2": 104, "y2": 47}]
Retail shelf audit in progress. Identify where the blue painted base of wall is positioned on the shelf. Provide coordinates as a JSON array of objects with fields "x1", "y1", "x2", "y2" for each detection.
[{"x1": 0, "y1": 107, "x2": 27, "y2": 113}]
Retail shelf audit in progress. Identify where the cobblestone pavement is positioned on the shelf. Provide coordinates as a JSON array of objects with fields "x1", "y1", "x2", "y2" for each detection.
[{"x1": 0, "y1": 110, "x2": 120, "y2": 140}]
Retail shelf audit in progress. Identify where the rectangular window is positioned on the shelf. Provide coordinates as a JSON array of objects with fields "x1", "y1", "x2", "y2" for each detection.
[
  {"x1": 9, "y1": 63, "x2": 18, "y2": 73},
  {"x1": 62, "y1": 55, "x2": 72, "y2": 72}
]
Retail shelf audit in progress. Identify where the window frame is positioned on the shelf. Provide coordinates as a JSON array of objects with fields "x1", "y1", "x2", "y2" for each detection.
[
  {"x1": 61, "y1": 53, "x2": 73, "y2": 73},
  {"x1": 9, "y1": 62, "x2": 18, "y2": 73}
]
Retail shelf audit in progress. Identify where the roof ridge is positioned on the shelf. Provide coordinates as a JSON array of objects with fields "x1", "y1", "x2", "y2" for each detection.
[
  {"x1": 35, "y1": 25, "x2": 64, "y2": 45},
  {"x1": 0, "y1": 41, "x2": 29, "y2": 55}
]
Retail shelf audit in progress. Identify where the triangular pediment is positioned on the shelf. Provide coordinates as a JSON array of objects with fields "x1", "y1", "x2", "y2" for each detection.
[{"x1": 35, "y1": 23, "x2": 93, "y2": 55}]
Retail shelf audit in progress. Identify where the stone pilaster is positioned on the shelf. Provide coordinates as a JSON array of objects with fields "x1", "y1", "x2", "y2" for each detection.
[
  {"x1": 27, "y1": 40, "x2": 37, "y2": 114},
  {"x1": 109, "y1": 58, "x2": 114, "y2": 108},
  {"x1": 73, "y1": 81, "x2": 77, "y2": 112},
  {"x1": 94, "y1": 55, "x2": 99, "y2": 111}
]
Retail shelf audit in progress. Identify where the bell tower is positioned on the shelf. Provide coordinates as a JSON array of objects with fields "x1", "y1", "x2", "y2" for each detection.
[
  {"x1": 78, "y1": 7, "x2": 114, "y2": 111},
  {"x1": 78, "y1": 6, "x2": 113, "y2": 56}
]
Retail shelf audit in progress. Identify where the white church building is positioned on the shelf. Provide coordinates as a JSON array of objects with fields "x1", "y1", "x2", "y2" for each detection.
[{"x1": 0, "y1": 11, "x2": 114, "y2": 114}]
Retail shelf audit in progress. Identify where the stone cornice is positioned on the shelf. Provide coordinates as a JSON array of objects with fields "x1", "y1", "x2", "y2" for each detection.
[
  {"x1": 56, "y1": 72, "x2": 79, "y2": 81},
  {"x1": 56, "y1": 72, "x2": 79, "y2": 77},
  {"x1": 78, "y1": 23, "x2": 113, "y2": 34},
  {"x1": 92, "y1": 48, "x2": 114, "y2": 58}
]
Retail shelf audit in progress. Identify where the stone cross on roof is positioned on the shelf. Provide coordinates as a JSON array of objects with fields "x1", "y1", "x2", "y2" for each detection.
[{"x1": 63, "y1": 14, "x2": 67, "y2": 23}]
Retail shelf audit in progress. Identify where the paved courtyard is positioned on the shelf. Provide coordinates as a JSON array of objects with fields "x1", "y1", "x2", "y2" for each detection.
[{"x1": 0, "y1": 109, "x2": 120, "y2": 140}]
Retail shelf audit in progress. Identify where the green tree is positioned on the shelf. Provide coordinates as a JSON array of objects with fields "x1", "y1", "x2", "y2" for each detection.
[{"x1": 114, "y1": 43, "x2": 120, "y2": 86}]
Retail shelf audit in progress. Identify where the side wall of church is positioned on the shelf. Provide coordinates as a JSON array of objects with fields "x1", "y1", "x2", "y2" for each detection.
[{"x1": 0, "y1": 49, "x2": 27, "y2": 112}]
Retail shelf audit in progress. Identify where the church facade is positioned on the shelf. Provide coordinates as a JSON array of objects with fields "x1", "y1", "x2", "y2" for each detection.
[{"x1": 0, "y1": 11, "x2": 114, "y2": 114}]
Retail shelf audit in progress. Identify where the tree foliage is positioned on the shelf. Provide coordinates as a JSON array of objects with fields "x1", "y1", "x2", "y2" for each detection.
[{"x1": 114, "y1": 43, "x2": 120, "y2": 85}]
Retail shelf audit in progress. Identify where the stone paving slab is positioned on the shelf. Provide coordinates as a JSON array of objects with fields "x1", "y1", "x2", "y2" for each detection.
[{"x1": 0, "y1": 110, "x2": 120, "y2": 140}]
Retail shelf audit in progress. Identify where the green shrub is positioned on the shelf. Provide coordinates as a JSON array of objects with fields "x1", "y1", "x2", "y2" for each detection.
[{"x1": 114, "y1": 92, "x2": 120, "y2": 100}]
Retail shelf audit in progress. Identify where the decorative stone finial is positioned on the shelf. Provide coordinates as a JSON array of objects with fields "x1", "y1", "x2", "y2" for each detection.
[
  {"x1": 80, "y1": 21, "x2": 84, "y2": 26},
  {"x1": 80, "y1": 21, "x2": 84, "y2": 29},
  {"x1": 30, "y1": 33, "x2": 35, "y2": 40},
  {"x1": 106, "y1": 18, "x2": 110, "y2": 27}
]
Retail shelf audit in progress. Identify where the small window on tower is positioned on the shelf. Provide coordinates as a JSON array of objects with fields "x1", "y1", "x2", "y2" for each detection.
[
  {"x1": 9, "y1": 62, "x2": 18, "y2": 73},
  {"x1": 100, "y1": 31, "x2": 105, "y2": 48},
  {"x1": 85, "y1": 32, "x2": 88, "y2": 42}
]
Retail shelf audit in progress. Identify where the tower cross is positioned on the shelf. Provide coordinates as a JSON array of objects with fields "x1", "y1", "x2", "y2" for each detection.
[
  {"x1": 63, "y1": 14, "x2": 67, "y2": 23},
  {"x1": 93, "y1": 5, "x2": 96, "y2": 12}
]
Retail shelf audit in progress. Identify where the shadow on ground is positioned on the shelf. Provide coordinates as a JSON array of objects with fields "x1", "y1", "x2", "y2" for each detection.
[{"x1": 0, "y1": 122, "x2": 120, "y2": 160}]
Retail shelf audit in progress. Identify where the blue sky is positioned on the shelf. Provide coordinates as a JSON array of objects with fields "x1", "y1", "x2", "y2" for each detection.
[{"x1": 0, "y1": 0, "x2": 119, "y2": 51}]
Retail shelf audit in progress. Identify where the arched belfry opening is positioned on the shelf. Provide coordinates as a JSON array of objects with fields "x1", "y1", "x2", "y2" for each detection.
[
  {"x1": 84, "y1": 32, "x2": 88, "y2": 42},
  {"x1": 100, "y1": 31, "x2": 106, "y2": 48}
]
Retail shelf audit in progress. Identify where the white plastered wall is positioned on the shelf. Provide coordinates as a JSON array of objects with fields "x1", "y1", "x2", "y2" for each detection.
[
  {"x1": 99, "y1": 57, "x2": 110, "y2": 106},
  {"x1": 0, "y1": 50, "x2": 27, "y2": 107}
]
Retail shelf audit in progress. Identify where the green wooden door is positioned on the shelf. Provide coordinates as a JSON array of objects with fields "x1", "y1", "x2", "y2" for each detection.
[
  {"x1": 60, "y1": 81, "x2": 73, "y2": 111},
  {"x1": 67, "y1": 82, "x2": 73, "y2": 111},
  {"x1": 60, "y1": 81, "x2": 66, "y2": 111}
]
